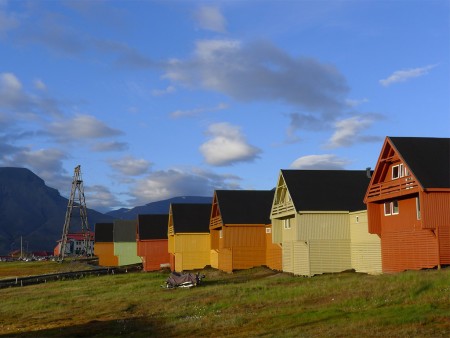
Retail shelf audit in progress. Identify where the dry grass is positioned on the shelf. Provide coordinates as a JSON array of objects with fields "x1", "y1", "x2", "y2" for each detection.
[{"x1": 0, "y1": 265, "x2": 449, "y2": 337}]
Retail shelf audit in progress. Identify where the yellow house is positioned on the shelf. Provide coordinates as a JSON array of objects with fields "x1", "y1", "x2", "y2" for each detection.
[
  {"x1": 271, "y1": 170, "x2": 381, "y2": 276},
  {"x1": 168, "y1": 203, "x2": 212, "y2": 272}
]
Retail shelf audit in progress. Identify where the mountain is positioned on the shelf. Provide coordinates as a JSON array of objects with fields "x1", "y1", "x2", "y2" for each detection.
[
  {"x1": 106, "y1": 196, "x2": 213, "y2": 220},
  {"x1": 0, "y1": 167, "x2": 115, "y2": 255}
]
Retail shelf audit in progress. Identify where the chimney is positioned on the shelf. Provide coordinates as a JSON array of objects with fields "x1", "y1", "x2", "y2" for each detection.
[{"x1": 366, "y1": 167, "x2": 372, "y2": 178}]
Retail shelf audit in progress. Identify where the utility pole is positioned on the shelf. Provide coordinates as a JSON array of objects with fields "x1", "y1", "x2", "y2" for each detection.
[{"x1": 58, "y1": 165, "x2": 91, "y2": 262}]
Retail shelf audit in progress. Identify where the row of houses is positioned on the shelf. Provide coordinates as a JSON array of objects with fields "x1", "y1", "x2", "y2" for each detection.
[{"x1": 94, "y1": 136, "x2": 450, "y2": 275}]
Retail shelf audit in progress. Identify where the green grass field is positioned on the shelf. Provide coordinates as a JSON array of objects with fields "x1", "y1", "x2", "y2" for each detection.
[{"x1": 0, "y1": 263, "x2": 449, "y2": 337}]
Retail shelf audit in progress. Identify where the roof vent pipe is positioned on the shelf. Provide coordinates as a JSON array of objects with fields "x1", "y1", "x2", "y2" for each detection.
[{"x1": 366, "y1": 167, "x2": 372, "y2": 178}]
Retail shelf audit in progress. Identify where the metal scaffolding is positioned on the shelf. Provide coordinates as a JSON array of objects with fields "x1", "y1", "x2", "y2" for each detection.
[{"x1": 58, "y1": 165, "x2": 91, "y2": 261}]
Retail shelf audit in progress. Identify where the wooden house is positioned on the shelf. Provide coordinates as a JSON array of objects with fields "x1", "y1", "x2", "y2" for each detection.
[
  {"x1": 210, "y1": 190, "x2": 281, "y2": 273},
  {"x1": 113, "y1": 220, "x2": 141, "y2": 266},
  {"x1": 364, "y1": 136, "x2": 450, "y2": 273},
  {"x1": 94, "y1": 222, "x2": 118, "y2": 266},
  {"x1": 136, "y1": 214, "x2": 170, "y2": 271},
  {"x1": 168, "y1": 203, "x2": 212, "y2": 272},
  {"x1": 270, "y1": 170, "x2": 381, "y2": 276}
]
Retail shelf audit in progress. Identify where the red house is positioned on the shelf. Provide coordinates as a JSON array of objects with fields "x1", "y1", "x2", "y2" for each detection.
[
  {"x1": 137, "y1": 214, "x2": 170, "y2": 271},
  {"x1": 364, "y1": 136, "x2": 450, "y2": 273}
]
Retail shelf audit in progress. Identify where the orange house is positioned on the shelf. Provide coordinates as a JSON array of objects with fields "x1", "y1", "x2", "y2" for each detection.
[
  {"x1": 365, "y1": 136, "x2": 450, "y2": 273},
  {"x1": 94, "y1": 223, "x2": 118, "y2": 266},
  {"x1": 137, "y1": 214, "x2": 170, "y2": 271},
  {"x1": 210, "y1": 190, "x2": 281, "y2": 273}
]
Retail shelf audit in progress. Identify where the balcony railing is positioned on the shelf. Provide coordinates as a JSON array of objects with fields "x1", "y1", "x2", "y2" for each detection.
[
  {"x1": 366, "y1": 177, "x2": 419, "y2": 201},
  {"x1": 210, "y1": 216, "x2": 222, "y2": 228},
  {"x1": 271, "y1": 202, "x2": 295, "y2": 216}
]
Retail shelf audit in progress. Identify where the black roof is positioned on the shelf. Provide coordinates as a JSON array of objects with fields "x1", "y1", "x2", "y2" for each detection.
[
  {"x1": 137, "y1": 214, "x2": 169, "y2": 240},
  {"x1": 171, "y1": 203, "x2": 212, "y2": 233},
  {"x1": 388, "y1": 137, "x2": 450, "y2": 188},
  {"x1": 281, "y1": 170, "x2": 370, "y2": 212},
  {"x1": 215, "y1": 190, "x2": 274, "y2": 225},
  {"x1": 95, "y1": 223, "x2": 114, "y2": 243},
  {"x1": 113, "y1": 220, "x2": 137, "y2": 242}
]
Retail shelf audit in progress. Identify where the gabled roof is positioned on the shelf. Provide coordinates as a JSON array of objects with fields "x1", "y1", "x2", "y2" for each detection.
[
  {"x1": 113, "y1": 220, "x2": 137, "y2": 242},
  {"x1": 215, "y1": 190, "x2": 274, "y2": 224},
  {"x1": 388, "y1": 137, "x2": 450, "y2": 188},
  {"x1": 171, "y1": 203, "x2": 212, "y2": 233},
  {"x1": 137, "y1": 214, "x2": 169, "y2": 240},
  {"x1": 95, "y1": 223, "x2": 114, "y2": 243},
  {"x1": 281, "y1": 170, "x2": 370, "y2": 212}
]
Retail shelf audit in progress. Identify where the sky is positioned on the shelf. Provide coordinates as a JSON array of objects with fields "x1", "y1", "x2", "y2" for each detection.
[{"x1": 1, "y1": 0, "x2": 449, "y2": 213}]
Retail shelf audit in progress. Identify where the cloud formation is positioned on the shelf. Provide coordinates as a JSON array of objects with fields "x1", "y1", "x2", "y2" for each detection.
[
  {"x1": 108, "y1": 156, "x2": 152, "y2": 176},
  {"x1": 164, "y1": 39, "x2": 349, "y2": 114},
  {"x1": 128, "y1": 168, "x2": 241, "y2": 206},
  {"x1": 325, "y1": 114, "x2": 383, "y2": 149},
  {"x1": 193, "y1": 6, "x2": 227, "y2": 33},
  {"x1": 170, "y1": 102, "x2": 228, "y2": 119},
  {"x1": 200, "y1": 122, "x2": 261, "y2": 166},
  {"x1": 379, "y1": 64, "x2": 437, "y2": 87},
  {"x1": 290, "y1": 154, "x2": 349, "y2": 169},
  {"x1": 45, "y1": 114, "x2": 123, "y2": 142}
]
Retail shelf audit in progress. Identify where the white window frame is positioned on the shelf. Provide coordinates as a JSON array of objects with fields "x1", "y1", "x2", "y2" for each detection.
[
  {"x1": 266, "y1": 227, "x2": 271, "y2": 234},
  {"x1": 384, "y1": 200, "x2": 399, "y2": 216},
  {"x1": 356, "y1": 216, "x2": 359, "y2": 223},
  {"x1": 392, "y1": 163, "x2": 405, "y2": 179},
  {"x1": 283, "y1": 218, "x2": 291, "y2": 229},
  {"x1": 416, "y1": 197, "x2": 421, "y2": 220},
  {"x1": 219, "y1": 230, "x2": 223, "y2": 238}
]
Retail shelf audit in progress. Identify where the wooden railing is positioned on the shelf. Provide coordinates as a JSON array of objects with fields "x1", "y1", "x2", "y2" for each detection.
[
  {"x1": 366, "y1": 177, "x2": 419, "y2": 200},
  {"x1": 271, "y1": 202, "x2": 295, "y2": 216},
  {"x1": 210, "y1": 216, "x2": 222, "y2": 229}
]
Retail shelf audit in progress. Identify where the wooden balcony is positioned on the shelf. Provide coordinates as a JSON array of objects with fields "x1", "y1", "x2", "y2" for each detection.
[
  {"x1": 210, "y1": 215, "x2": 222, "y2": 229},
  {"x1": 366, "y1": 177, "x2": 419, "y2": 202},
  {"x1": 271, "y1": 201, "x2": 295, "y2": 217}
]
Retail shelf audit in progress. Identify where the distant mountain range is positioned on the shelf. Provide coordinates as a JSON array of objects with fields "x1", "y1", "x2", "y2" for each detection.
[
  {"x1": 0, "y1": 167, "x2": 211, "y2": 255},
  {"x1": 106, "y1": 196, "x2": 212, "y2": 220}
]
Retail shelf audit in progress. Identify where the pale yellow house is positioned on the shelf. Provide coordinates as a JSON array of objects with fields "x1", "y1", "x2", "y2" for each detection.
[
  {"x1": 271, "y1": 170, "x2": 381, "y2": 277},
  {"x1": 168, "y1": 203, "x2": 212, "y2": 272}
]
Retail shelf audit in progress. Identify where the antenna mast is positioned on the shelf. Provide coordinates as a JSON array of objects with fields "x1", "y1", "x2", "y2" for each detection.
[{"x1": 58, "y1": 165, "x2": 91, "y2": 261}]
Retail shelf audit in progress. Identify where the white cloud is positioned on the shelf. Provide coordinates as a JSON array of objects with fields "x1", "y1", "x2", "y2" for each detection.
[
  {"x1": 0, "y1": 4, "x2": 19, "y2": 38},
  {"x1": 200, "y1": 122, "x2": 261, "y2": 166},
  {"x1": 151, "y1": 85, "x2": 176, "y2": 96},
  {"x1": 108, "y1": 156, "x2": 152, "y2": 176},
  {"x1": 290, "y1": 154, "x2": 349, "y2": 169},
  {"x1": 85, "y1": 184, "x2": 122, "y2": 212},
  {"x1": 91, "y1": 141, "x2": 129, "y2": 152},
  {"x1": 34, "y1": 79, "x2": 47, "y2": 91},
  {"x1": 325, "y1": 115, "x2": 383, "y2": 149},
  {"x1": 128, "y1": 168, "x2": 241, "y2": 205},
  {"x1": 46, "y1": 114, "x2": 123, "y2": 142},
  {"x1": 379, "y1": 64, "x2": 437, "y2": 87},
  {"x1": 193, "y1": 6, "x2": 227, "y2": 33},
  {"x1": 164, "y1": 39, "x2": 348, "y2": 114},
  {"x1": 345, "y1": 98, "x2": 368, "y2": 107},
  {"x1": 170, "y1": 102, "x2": 228, "y2": 119}
]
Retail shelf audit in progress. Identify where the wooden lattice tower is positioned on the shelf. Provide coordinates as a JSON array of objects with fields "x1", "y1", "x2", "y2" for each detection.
[{"x1": 58, "y1": 165, "x2": 91, "y2": 261}]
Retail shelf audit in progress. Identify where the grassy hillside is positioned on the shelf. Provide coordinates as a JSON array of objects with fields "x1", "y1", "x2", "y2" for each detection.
[{"x1": 0, "y1": 265, "x2": 449, "y2": 337}]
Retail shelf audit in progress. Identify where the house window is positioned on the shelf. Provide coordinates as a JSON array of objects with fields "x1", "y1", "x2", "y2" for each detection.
[
  {"x1": 356, "y1": 216, "x2": 359, "y2": 223},
  {"x1": 219, "y1": 230, "x2": 223, "y2": 238},
  {"x1": 266, "y1": 227, "x2": 271, "y2": 234},
  {"x1": 283, "y1": 218, "x2": 291, "y2": 229},
  {"x1": 416, "y1": 197, "x2": 421, "y2": 220},
  {"x1": 392, "y1": 164, "x2": 404, "y2": 179},
  {"x1": 384, "y1": 200, "x2": 399, "y2": 216}
]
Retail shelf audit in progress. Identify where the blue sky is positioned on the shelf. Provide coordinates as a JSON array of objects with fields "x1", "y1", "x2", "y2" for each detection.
[{"x1": 1, "y1": 0, "x2": 449, "y2": 212}]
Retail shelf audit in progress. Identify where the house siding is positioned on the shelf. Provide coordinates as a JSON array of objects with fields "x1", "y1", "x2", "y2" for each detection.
[
  {"x1": 172, "y1": 233, "x2": 210, "y2": 271},
  {"x1": 137, "y1": 239, "x2": 170, "y2": 271},
  {"x1": 266, "y1": 227, "x2": 282, "y2": 271},
  {"x1": 94, "y1": 242, "x2": 118, "y2": 267},
  {"x1": 350, "y1": 210, "x2": 382, "y2": 274},
  {"x1": 114, "y1": 242, "x2": 141, "y2": 266}
]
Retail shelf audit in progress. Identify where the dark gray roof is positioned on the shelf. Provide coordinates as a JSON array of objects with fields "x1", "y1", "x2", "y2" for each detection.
[
  {"x1": 281, "y1": 170, "x2": 370, "y2": 212},
  {"x1": 171, "y1": 203, "x2": 212, "y2": 233},
  {"x1": 113, "y1": 220, "x2": 137, "y2": 242},
  {"x1": 95, "y1": 223, "x2": 114, "y2": 243},
  {"x1": 215, "y1": 190, "x2": 274, "y2": 225},
  {"x1": 388, "y1": 137, "x2": 450, "y2": 188},
  {"x1": 137, "y1": 214, "x2": 169, "y2": 240}
]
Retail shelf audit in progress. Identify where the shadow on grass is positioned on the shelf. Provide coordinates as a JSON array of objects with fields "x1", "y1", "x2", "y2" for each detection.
[{"x1": 0, "y1": 317, "x2": 162, "y2": 337}]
